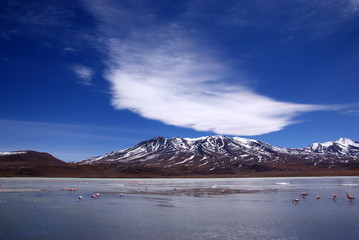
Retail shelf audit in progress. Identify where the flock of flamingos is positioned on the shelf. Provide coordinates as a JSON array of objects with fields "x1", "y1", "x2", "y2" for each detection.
[
  {"x1": 291, "y1": 192, "x2": 355, "y2": 203},
  {"x1": 60, "y1": 186, "x2": 356, "y2": 203},
  {"x1": 1, "y1": 180, "x2": 357, "y2": 205}
]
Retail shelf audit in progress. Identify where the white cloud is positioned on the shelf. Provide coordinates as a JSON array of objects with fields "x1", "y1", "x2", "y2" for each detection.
[
  {"x1": 83, "y1": 0, "x2": 342, "y2": 136},
  {"x1": 104, "y1": 36, "x2": 333, "y2": 136},
  {"x1": 71, "y1": 64, "x2": 94, "y2": 86},
  {"x1": 348, "y1": 0, "x2": 359, "y2": 12},
  {"x1": 64, "y1": 47, "x2": 75, "y2": 52}
]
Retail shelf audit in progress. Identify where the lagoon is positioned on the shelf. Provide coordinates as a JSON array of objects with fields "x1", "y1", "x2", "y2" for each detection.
[{"x1": 1, "y1": 177, "x2": 359, "y2": 240}]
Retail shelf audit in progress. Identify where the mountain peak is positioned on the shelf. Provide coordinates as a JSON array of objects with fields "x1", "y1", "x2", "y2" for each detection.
[
  {"x1": 305, "y1": 137, "x2": 359, "y2": 155},
  {"x1": 151, "y1": 136, "x2": 166, "y2": 142},
  {"x1": 336, "y1": 137, "x2": 357, "y2": 146}
]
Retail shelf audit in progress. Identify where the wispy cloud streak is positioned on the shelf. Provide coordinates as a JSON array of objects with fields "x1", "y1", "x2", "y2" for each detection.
[
  {"x1": 71, "y1": 64, "x2": 94, "y2": 86},
  {"x1": 0, "y1": 118, "x2": 151, "y2": 161}
]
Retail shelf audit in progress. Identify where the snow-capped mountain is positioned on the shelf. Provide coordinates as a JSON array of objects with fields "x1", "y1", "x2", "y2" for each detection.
[
  {"x1": 303, "y1": 138, "x2": 359, "y2": 155},
  {"x1": 3, "y1": 137, "x2": 359, "y2": 177},
  {"x1": 80, "y1": 136, "x2": 278, "y2": 164},
  {"x1": 78, "y1": 136, "x2": 359, "y2": 172}
]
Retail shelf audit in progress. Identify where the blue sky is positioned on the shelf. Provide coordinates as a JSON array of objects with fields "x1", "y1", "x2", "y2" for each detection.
[{"x1": 1, "y1": 0, "x2": 359, "y2": 161}]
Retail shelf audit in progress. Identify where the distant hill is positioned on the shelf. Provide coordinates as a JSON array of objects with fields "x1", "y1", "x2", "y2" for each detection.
[
  {"x1": 0, "y1": 150, "x2": 120, "y2": 177},
  {"x1": 0, "y1": 150, "x2": 66, "y2": 166}
]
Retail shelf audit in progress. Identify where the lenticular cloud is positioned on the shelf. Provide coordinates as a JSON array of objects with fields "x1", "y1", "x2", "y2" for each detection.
[{"x1": 105, "y1": 40, "x2": 326, "y2": 136}]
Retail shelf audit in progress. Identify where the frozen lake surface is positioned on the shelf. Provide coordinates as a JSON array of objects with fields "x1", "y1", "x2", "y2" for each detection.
[{"x1": 1, "y1": 177, "x2": 359, "y2": 240}]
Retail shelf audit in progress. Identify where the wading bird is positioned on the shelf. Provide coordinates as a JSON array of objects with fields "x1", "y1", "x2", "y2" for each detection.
[
  {"x1": 300, "y1": 193, "x2": 309, "y2": 198},
  {"x1": 346, "y1": 192, "x2": 355, "y2": 202}
]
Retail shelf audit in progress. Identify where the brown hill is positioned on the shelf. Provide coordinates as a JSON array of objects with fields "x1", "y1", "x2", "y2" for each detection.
[
  {"x1": 0, "y1": 151, "x2": 66, "y2": 167},
  {"x1": 0, "y1": 151, "x2": 120, "y2": 177}
]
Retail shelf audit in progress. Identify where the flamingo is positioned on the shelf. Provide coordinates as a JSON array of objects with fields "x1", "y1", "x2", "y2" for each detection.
[
  {"x1": 300, "y1": 193, "x2": 309, "y2": 198},
  {"x1": 332, "y1": 194, "x2": 337, "y2": 200},
  {"x1": 292, "y1": 198, "x2": 300, "y2": 203},
  {"x1": 316, "y1": 196, "x2": 320, "y2": 200},
  {"x1": 346, "y1": 192, "x2": 355, "y2": 202},
  {"x1": 78, "y1": 196, "x2": 83, "y2": 199}
]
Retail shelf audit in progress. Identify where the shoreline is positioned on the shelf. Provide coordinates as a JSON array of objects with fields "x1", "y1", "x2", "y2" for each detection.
[{"x1": 1, "y1": 169, "x2": 359, "y2": 179}]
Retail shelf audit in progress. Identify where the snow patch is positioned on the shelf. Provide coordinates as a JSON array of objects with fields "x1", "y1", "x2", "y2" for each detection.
[
  {"x1": 174, "y1": 155, "x2": 195, "y2": 165},
  {"x1": 198, "y1": 161, "x2": 209, "y2": 166},
  {"x1": 0, "y1": 151, "x2": 26, "y2": 156},
  {"x1": 233, "y1": 137, "x2": 256, "y2": 144}
]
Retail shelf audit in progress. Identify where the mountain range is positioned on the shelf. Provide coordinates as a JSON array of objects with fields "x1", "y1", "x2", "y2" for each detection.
[
  {"x1": 78, "y1": 136, "x2": 359, "y2": 174},
  {"x1": 2, "y1": 136, "x2": 359, "y2": 177}
]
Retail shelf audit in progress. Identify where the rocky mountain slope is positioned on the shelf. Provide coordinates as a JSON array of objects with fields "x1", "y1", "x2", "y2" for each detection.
[{"x1": 78, "y1": 136, "x2": 359, "y2": 174}]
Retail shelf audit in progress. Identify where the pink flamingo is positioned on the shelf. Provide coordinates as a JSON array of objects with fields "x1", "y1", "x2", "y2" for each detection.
[
  {"x1": 300, "y1": 193, "x2": 309, "y2": 198},
  {"x1": 316, "y1": 196, "x2": 320, "y2": 200},
  {"x1": 78, "y1": 196, "x2": 83, "y2": 199},
  {"x1": 292, "y1": 198, "x2": 300, "y2": 203},
  {"x1": 346, "y1": 192, "x2": 355, "y2": 202},
  {"x1": 332, "y1": 194, "x2": 337, "y2": 200}
]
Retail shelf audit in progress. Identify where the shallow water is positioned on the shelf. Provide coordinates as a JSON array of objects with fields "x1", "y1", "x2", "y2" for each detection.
[{"x1": 1, "y1": 177, "x2": 359, "y2": 240}]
